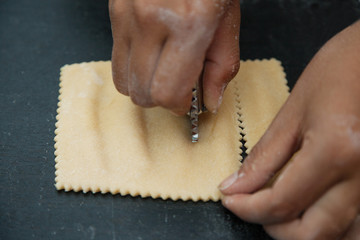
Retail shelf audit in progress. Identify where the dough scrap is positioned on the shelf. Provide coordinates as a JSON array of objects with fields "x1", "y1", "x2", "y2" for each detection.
[{"x1": 54, "y1": 59, "x2": 289, "y2": 201}]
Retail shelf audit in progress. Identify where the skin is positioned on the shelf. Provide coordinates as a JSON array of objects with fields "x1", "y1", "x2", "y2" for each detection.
[
  {"x1": 220, "y1": 21, "x2": 360, "y2": 240},
  {"x1": 109, "y1": 0, "x2": 240, "y2": 115},
  {"x1": 109, "y1": 1, "x2": 360, "y2": 239}
]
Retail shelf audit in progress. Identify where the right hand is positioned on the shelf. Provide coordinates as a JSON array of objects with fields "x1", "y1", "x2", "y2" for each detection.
[
  {"x1": 109, "y1": 0, "x2": 241, "y2": 115},
  {"x1": 219, "y1": 21, "x2": 360, "y2": 240}
]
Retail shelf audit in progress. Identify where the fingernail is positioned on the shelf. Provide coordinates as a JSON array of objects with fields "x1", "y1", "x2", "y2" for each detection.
[
  {"x1": 219, "y1": 171, "x2": 238, "y2": 190},
  {"x1": 212, "y1": 83, "x2": 227, "y2": 114}
]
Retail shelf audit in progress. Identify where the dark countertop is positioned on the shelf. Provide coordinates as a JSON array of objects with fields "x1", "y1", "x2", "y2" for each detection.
[{"x1": 1, "y1": 1, "x2": 359, "y2": 239}]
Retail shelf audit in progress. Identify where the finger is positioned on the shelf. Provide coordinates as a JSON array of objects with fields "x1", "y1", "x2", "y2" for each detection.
[
  {"x1": 109, "y1": 0, "x2": 131, "y2": 95},
  {"x1": 128, "y1": 27, "x2": 167, "y2": 107},
  {"x1": 342, "y1": 215, "x2": 360, "y2": 240},
  {"x1": 111, "y1": 39, "x2": 130, "y2": 95},
  {"x1": 150, "y1": 35, "x2": 212, "y2": 115},
  {"x1": 203, "y1": 0, "x2": 241, "y2": 113},
  {"x1": 264, "y1": 181, "x2": 360, "y2": 240},
  {"x1": 222, "y1": 145, "x2": 344, "y2": 225},
  {"x1": 219, "y1": 100, "x2": 300, "y2": 194}
]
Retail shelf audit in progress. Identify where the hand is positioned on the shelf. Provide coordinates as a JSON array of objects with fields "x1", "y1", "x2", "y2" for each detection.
[
  {"x1": 109, "y1": 0, "x2": 240, "y2": 115},
  {"x1": 220, "y1": 21, "x2": 360, "y2": 240}
]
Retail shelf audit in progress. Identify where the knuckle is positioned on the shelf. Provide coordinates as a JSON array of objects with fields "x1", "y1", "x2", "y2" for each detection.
[
  {"x1": 244, "y1": 146, "x2": 261, "y2": 173},
  {"x1": 113, "y1": 82, "x2": 129, "y2": 96},
  {"x1": 109, "y1": 1, "x2": 131, "y2": 32},
  {"x1": 128, "y1": 74, "x2": 153, "y2": 107},
  {"x1": 194, "y1": 3, "x2": 218, "y2": 21},
  {"x1": 152, "y1": 87, "x2": 189, "y2": 111},
  {"x1": 113, "y1": 79, "x2": 128, "y2": 95},
  {"x1": 319, "y1": 129, "x2": 360, "y2": 169},
  {"x1": 337, "y1": 134, "x2": 360, "y2": 160},
  {"x1": 112, "y1": 75, "x2": 128, "y2": 96},
  {"x1": 268, "y1": 197, "x2": 299, "y2": 221},
  {"x1": 173, "y1": 5, "x2": 217, "y2": 33},
  {"x1": 183, "y1": 11, "x2": 216, "y2": 32},
  {"x1": 312, "y1": 117, "x2": 360, "y2": 169},
  {"x1": 109, "y1": 0, "x2": 127, "y2": 19},
  {"x1": 153, "y1": 90, "x2": 179, "y2": 108},
  {"x1": 243, "y1": 145, "x2": 274, "y2": 182},
  {"x1": 190, "y1": 9, "x2": 214, "y2": 23},
  {"x1": 247, "y1": 143, "x2": 266, "y2": 165},
  {"x1": 111, "y1": 65, "x2": 129, "y2": 95},
  {"x1": 133, "y1": 0, "x2": 158, "y2": 24},
  {"x1": 129, "y1": 90, "x2": 152, "y2": 107},
  {"x1": 131, "y1": 1, "x2": 218, "y2": 34}
]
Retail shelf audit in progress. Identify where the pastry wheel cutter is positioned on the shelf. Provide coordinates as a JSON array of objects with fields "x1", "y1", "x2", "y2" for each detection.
[{"x1": 188, "y1": 77, "x2": 207, "y2": 143}]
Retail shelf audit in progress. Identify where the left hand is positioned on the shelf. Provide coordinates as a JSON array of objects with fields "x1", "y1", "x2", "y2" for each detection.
[{"x1": 219, "y1": 21, "x2": 360, "y2": 240}]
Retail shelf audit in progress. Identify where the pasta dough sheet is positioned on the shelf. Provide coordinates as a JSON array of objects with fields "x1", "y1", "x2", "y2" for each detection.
[
  {"x1": 236, "y1": 60, "x2": 290, "y2": 151},
  {"x1": 54, "y1": 59, "x2": 289, "y2": 201}
]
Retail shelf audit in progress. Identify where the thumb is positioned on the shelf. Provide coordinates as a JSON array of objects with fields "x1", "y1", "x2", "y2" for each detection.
[
  {"x1": 203, "y1": 0, "x2": 241, "y2": 114},
  {"x1": 219, "y1": 101, "x2": 301, "y2": 195}
]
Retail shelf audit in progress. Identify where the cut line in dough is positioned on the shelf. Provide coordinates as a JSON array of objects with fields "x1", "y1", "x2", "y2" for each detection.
[
  {"x1": 54, "y1": 59, "x2": 289, "y2": 201},
  {"x1": 236, "y1": 59, "x2": 290, "y2": 152}
]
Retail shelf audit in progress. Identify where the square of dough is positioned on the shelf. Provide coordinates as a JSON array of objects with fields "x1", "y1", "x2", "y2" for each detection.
[
  {"x1": 54, "y1": 59, "x2": 289, "y2": 201},
  {"x1": 55, "y1": 61, "x2": 241, "y2": 201}
]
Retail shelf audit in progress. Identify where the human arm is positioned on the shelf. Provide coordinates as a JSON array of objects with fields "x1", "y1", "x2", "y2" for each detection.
[{"x1": 220, "y1": 20, "x2": 360, "y2": 240}]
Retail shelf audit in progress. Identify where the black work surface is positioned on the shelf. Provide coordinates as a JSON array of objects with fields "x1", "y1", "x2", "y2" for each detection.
[{"x1": 1, "y1": 1, "x2": 359, "y2": 239}]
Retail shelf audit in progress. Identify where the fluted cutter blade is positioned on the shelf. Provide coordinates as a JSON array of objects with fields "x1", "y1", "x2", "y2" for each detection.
[{"x1": 189, "y1": 81, "x2": 206, "y2": 143}]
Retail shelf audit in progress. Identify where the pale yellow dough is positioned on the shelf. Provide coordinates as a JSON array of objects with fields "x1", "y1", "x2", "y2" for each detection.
[
  {"x1": 54, "y1": 59, "x2": 289, "y2": 201},
  {"x1": 237, "y1": 60, "x2": 290, "y2": 152}
]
